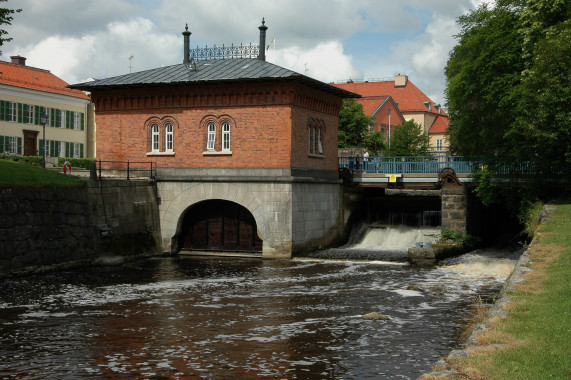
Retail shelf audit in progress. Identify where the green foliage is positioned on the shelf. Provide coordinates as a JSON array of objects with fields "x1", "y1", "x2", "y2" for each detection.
[
  {"x1": 57, "y1": 157, "x2": 95, "y2": 170},
  {"x1": 445, "y1": 0, "x2": 571, "y2": 217},
  {"x1": 338, "y1": 98, "x2": 375, "y2": 148},
  {"x1": 0, "y1": 153, "x2": 43, "y2": 166},
  {"x1": 362, "y1": 131, "x2": 385, "y2": 154},
  {"x1": 0, "y1": 0, "x2": 21, "y2": 55},
  {"x1": 445, "y1": 2, "x2": 523, "y2": 159},
  {"x1": 386, "y1": 119, "x2": 430, "y2": 156},
  {"x1": 438, "y1": 227, "x2": 480, "y2": 249}
]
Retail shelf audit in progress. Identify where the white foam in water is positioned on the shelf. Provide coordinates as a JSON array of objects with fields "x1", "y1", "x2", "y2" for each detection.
[{"x1": 352, "y1": 226, "x2": 440, "y2": 250}]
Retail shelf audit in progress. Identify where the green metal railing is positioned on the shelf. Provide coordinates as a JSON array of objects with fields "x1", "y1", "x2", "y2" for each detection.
[{"x1": 339, "y1": 156, "x2": 476, "y2": 174}]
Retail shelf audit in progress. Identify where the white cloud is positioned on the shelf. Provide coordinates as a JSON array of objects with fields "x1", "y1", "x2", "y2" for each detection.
[{"x1": 3, "y1": 0, "x2": 486, "y2": 104}]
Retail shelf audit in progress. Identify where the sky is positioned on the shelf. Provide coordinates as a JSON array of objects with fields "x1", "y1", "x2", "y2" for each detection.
[{"x1": 3, "y1": 0, "x2": 490, "y2": 108}]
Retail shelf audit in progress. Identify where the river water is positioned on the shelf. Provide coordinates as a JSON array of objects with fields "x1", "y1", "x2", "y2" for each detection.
[{"x1": 0, "y1": 227, "x2": 521, "y2": 379}]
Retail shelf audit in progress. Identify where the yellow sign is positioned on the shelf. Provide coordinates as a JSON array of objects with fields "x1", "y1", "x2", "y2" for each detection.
[{"x1": 389, "y1": 174, "x2": 397, "y2": 183}]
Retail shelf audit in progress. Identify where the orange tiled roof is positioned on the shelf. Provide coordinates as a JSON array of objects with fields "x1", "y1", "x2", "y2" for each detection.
[
  {"x1": 333, "y1": 79, "x2": 447, "y2": 116},
  {"x1": 358, "y1": 96, "x2": 389, "y2": 116},
  {"x1": 0, "y1": 60, "x2": 90, "y2": 100},
  {"x1": 429, "y1": 114, "x2": 449, "y2": 134}
]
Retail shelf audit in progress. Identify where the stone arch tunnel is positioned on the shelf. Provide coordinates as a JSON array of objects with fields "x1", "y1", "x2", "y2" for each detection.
[{"x1": 177, "y1": 199, "x2": 263, "y2": 254}]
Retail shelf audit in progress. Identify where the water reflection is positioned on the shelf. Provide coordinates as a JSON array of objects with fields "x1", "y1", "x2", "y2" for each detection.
[{"x1": 0, "y1": 251, "x2": 519, "y2": 379}]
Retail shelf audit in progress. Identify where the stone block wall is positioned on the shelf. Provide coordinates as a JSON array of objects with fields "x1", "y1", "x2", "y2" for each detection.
[
  {"x1": 292, "y1": 182, "x2": 343, "y2": 252},
  {"x1": 441, "y1": 185, "x2": 467, "y2": 234},
  {"x1": 87, "y1": 180, "x2": 161, "y2": 257},
  {"x1": 0, "y1": 186, "x2": 95, "y2": 275}
]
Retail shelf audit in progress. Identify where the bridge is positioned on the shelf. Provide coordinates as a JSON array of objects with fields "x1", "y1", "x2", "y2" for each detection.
[{"x1": 338, "y1": 156, "x2": 532, "y2": 189}]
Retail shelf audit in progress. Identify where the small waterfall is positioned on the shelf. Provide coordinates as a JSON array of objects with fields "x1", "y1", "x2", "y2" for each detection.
[{"x1": 303, "y1": 222, "x2": 441, "y2": 262}]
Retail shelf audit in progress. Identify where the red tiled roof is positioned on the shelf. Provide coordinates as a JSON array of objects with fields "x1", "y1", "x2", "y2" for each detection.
[
  {"x1": 0, "y1": 60, "x2": 90, "y2": 100},
  {"x1": 358, "y1": 96, "x2": 388, "y2": 116},
  {"x1": 333, "y1": 79, "x2": 447, "y2": 116},
  {"x1": 429, "y1": 114, "x2": 449, "y2": 134}
]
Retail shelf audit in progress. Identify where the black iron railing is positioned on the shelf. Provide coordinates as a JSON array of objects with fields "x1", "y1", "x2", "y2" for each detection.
[
  {"x1": 190, "y1": 43, "x2": 260, "y2": 60},
  {"x1": 95, "y1": 160, "x2": 156, "y2": 180}
]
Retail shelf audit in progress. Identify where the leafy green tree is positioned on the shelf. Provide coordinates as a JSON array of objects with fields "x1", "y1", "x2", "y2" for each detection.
[
  {"x1": 0, "y1": 0, "x2": 21, "y2": 56},
  {"x1": 445, "y1": 0, "x2": 570, "y2": 217},
  {"x1": 508, "y1": 0, "x2": 571, "y2": 173},
  {"x1": 363, "y1": 131, "x2": 385, "y2": 155},
  {"x1": 386, "y1": 120, "x2": 430, "y2": 156},
  {"x1": 445, "y1": 1, "x2": 523, "y2": 161},
  {"x1": 338, "y1": 98, "x2": 375, "y2": 148}
]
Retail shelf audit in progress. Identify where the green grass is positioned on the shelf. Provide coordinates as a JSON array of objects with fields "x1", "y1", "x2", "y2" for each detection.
[
  {"x1": 449, "y1": 201, "x2": 571, "y2": 379},
  {"x1": 0, "y1": 159, "x2": 85, "y2": 187}
]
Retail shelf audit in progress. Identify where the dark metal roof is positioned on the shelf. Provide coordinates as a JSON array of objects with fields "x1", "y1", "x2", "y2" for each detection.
[{"x1": 70, "y1": 58, "x2": 359, "y2": 98}]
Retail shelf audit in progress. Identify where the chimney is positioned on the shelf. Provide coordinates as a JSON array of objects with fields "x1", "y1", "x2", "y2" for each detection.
[
  {"x1": 394, "y1": 74, "x2": 408, "y2": 87},
  {"x1": 10, "y1": 55, "x2": 26, "y2": 66},
  {"x1": 182, "y1": 24, "x2": 191, "y2": 64},
  {"x1": 257, "y1": 18, "x2": 268, "y2": 61}
]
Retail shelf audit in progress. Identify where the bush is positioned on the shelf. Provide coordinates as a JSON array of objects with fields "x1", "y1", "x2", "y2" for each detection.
[
  {"x1": 57, "y1": 157, "x2": 95, "y2": 170},
  {"x1": 0, "y1": 154, "x2": 43, "y2": 165}
]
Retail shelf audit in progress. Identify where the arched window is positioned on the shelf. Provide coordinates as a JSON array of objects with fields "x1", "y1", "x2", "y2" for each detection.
[
  {"x1": 222, "y1": 121, "x2": 231, "y2": 151},
  {"x1": 308, "y1": 118, "x2": 325, "y2": 156},
  {"x1": 165, "y1": 123, "x2": 173, "y2": 151},
  {"x1": 151, "y1": 123, "x2": 160, "y2": 152},
  {"x1": 207, "y1": 122, "x2": 216, "y2": 151}
]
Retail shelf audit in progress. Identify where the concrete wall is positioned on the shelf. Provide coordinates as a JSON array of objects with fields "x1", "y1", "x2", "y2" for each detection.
[
  {"x1": 292, "y1": 182, "x2": 343, "y2": 251},
  {"x1": 156, "y1": 168, "x2": 343, "y2": 258}
]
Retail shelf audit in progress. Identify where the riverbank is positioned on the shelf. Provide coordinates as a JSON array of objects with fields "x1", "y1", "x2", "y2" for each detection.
[{"x1": 422, "y1": 201, "x2": 570, "y2": 379}]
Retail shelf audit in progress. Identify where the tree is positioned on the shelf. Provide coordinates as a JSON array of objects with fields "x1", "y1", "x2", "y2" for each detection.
[
  {"x1": 445, "y1": 0, "x2": 570, "y2": 216},
  {"x1": 363, "y1": 131, "x2": 385, "y2": 155},
  {"x1": 445, "y1": 1, "x2": 524, "y2": 161},
  {"x1": 508, "y1": 0, "x2": 571, "y2": 173},
  {"x1": 338, "y1": 98, "x2": 375, "y2": 148},
  {"x1": 0, "y1": 0, "x2": 21, "y2": 56},
  {"x1": 386, "y1": 120, "x2": 430, "y2": 156}
]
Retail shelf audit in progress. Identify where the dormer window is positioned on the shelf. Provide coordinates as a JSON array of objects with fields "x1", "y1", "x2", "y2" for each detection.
[{"x1": 423, "y1": 101, "x2": 432, "y2": 111}]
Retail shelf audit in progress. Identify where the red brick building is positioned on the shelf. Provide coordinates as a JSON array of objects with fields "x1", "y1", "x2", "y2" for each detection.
[
  {"x1": 334, "y1": 75, "x2": 450, "y2": 153},
  {"x1": 71, "y1": 21, "x2": 357, "y2": 258}
]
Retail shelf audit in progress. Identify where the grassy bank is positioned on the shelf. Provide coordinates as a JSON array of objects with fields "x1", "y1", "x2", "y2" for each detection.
[
  {"x1": 0, "y1": 159, "x2": 85, "y2": 187},
  {"x1": 446, "y1": 201, "x2": 571, "y2": 379}
]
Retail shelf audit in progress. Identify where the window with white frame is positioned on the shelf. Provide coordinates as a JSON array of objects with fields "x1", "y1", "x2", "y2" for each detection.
[
  {"x1": 59, "y1": 110, "x2": 66, "y2": 128},
  {"x1": 8, "y1": 136, "x2": 17, "y2": 153},
  {"x1": 151, "y1": 124, "x2": 160, "y2": 152},
  {"x1": 165, "y1": 123, "x2": 173, "y2": 151},
  {"x1": 9, "y1": 102, "x2": 17, "y2": 122},
  {"x1": 222, "y1": 122, "x2": 231, "y2": 151},
  {"x1": 436, "y1": 139, "x2": 443, "y2": 151},
  {"x1": 43, "y1": 139, "x2": 50, "y2": 156},
  {"x1": 73, "y1": 143, "x2": 80, "y2": 158},
  {"x1": 207, "y1": 122, "x2": 216, "y2": 151},
  {"x1": 26, "y1": 104, "x2": 34, "y2": 124},
  {"x1": 59, "y1": 141, "x2": 66, "y2": 157},
  {"x1": 74, "y1": 112, "x2": 81, "y2": 130}
]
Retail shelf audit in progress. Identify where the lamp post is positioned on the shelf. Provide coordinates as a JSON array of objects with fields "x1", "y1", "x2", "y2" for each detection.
[
  {"x1": 40, "y1": 109, "x2": 48, "y2": 168},
  {"x1": 388, "y1": 107, "x2": 392, "y2": 151}
]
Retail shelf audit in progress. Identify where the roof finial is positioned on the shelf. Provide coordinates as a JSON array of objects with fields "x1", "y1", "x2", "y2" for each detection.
[
  {"x1": 258, "y1": 17, "x2": 268, "y2": 62},
  {"x1": 182, "y1": 23, "x2": 192, "y2": 64}
]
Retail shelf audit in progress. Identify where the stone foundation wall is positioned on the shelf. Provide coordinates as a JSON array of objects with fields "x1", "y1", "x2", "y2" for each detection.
[
  {"x1": 0, "y1": 181, "x2": 162, "y2": 276},
  {"x1": 0, "y1": 186, "x2": 95, "y2": 275},
  {"x1": 441, "y1": 185, "x2": 467, "y2": 234}
]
